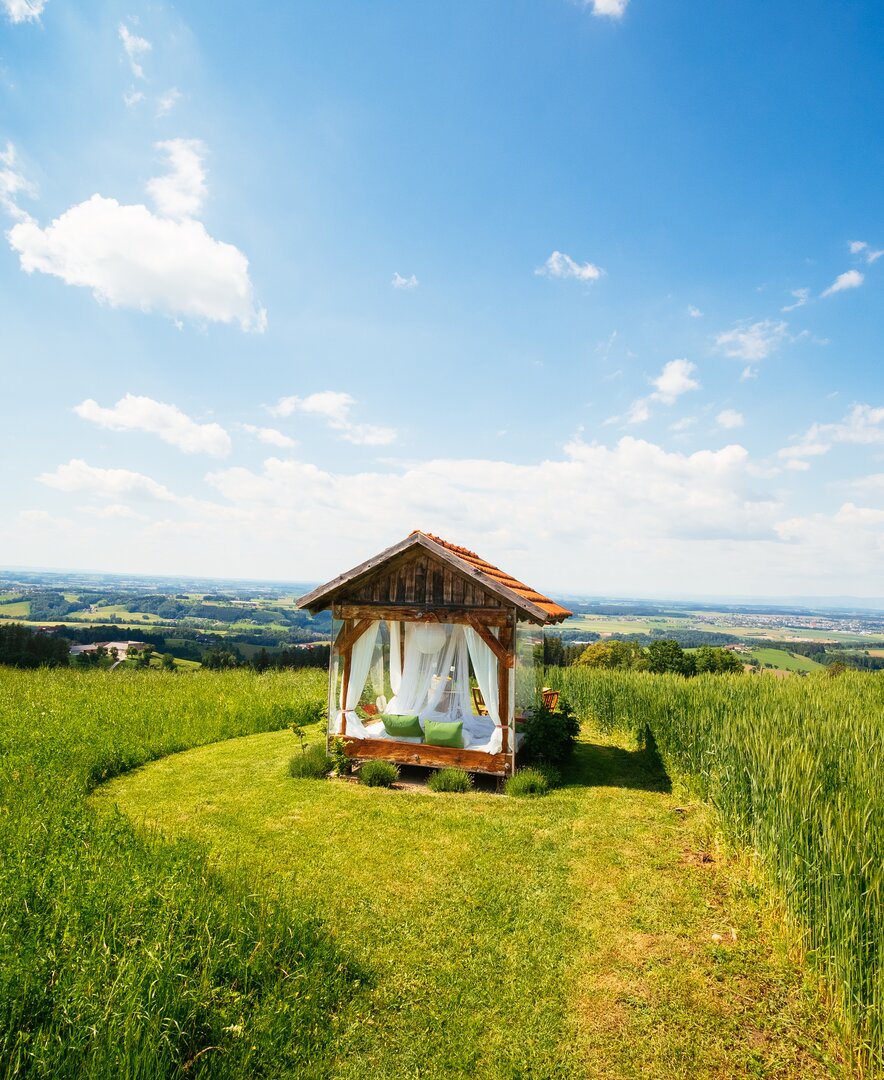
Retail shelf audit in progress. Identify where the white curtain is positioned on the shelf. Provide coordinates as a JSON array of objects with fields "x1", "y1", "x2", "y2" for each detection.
[
  {"x1": 385, "y1": 623, "x2": 473, "y2": 723},
  {"x1": 388, "y1": 620, "x2": 402, "y2": 695},
  {"x1": 465, "y1": 627, "x2": 500, "y2": 724},
  {"x1": 341, "y1": 621, "x2": 380, "y2": 712},
  {"x1": 465, "y1": 626, "x2": 507, "y2": 753}
]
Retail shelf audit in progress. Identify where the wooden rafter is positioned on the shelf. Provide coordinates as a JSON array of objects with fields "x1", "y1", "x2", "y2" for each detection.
[
  {"x1": 465, "y1": 614, "x2": 514, "y2": 668},
  {"x1": 334, "y1": 617, "x2": 374, "y2": 658}
]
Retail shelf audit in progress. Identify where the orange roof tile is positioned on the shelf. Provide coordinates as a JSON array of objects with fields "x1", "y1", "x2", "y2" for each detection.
[{"x1": 413, "y1": 531, "x2": 572, "y2": 623}]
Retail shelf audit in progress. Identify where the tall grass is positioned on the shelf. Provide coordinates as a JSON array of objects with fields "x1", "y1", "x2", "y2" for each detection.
[
  {"x1": 549, "y1": 667, "x2": 884, "y2": 1071},
  {"x1": 0, "y1": 667, "x2": 358, "y2": 1079}
]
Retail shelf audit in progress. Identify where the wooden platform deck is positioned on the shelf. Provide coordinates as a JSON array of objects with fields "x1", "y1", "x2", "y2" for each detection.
[{"x1": 340, "y1": 736, "x2": 512, "y2": 776}]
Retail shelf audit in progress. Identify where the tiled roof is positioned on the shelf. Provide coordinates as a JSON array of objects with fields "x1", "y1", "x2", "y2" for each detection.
[{"x1": 414, "y1": 531, "x2": 572, "y2": 623}]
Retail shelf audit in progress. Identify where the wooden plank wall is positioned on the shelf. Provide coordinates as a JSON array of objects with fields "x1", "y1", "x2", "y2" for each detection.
[{"x1": 345, "y1": 551, "x2": 503, "y2": 609}]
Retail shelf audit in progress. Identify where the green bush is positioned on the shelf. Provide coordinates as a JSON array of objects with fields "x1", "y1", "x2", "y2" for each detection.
[
  {"x1": 428, "y1": 767, "x2": 473, "y2": 793},
  {"x1": 359, "y1": 760, "x2": 399, "y2": 787},
  {"x1": 289, "y1": 742, "x2": 332, "y2": 779},
  {"x1": 505, "y1": 767, "x2": 550, "y2": 798},
  {"x1": 520, "y1": 697, "x2": 580, "y2": 767}
]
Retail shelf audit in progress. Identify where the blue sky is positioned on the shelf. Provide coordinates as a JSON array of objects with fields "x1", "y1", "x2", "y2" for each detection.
[{"x1": 1, "y1": 0, "x2": 883, "y2": 598}]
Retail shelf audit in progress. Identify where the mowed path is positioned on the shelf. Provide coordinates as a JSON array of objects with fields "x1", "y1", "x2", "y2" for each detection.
[{"x1": 95, "y1": 729, "x2": 843, "y2": 1080}]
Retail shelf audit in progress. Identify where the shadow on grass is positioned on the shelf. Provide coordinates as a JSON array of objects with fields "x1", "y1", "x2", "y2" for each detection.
[{"x1": 564, "y1": 732, "x2": 672, "y2": 793}]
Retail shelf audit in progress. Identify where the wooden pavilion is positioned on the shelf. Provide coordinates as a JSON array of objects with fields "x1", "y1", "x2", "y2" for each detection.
[{"x1": 297, "y1": 530, "x2": 571, "y2": 777}]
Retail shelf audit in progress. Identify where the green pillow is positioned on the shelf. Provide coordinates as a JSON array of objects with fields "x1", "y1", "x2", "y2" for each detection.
[
  {"x1": 381, "y1": 713, "x2": 423, "y2": 739},
  {"x1": 423, "y1": 719, "x2": 464, "y2": 749}
]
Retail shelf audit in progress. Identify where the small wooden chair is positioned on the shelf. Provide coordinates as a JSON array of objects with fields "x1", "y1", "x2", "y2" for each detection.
[
  {"x1": 471, "y1": 686, "x2": 489, "y2": 716},
  {"x1": 541, "y1": 688, "x2": 560, "y2": 711}
]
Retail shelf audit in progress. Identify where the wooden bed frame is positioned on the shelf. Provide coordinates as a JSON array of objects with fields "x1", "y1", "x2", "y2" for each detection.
[{"x1": 341, "y1": 736, "x2": 511, "y2": 777}]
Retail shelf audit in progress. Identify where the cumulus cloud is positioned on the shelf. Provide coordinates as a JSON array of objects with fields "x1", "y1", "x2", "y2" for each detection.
[
  {"x1": 687, "y1": 305, "x2": 702, "y2": 318},
  {"x1": 38, "y1": 459, "x2": 180, "y2": 502},
  {"x1": 267, "y1": 391, "x2": 396, "y2": 446},
  {"x1": 0, "y1": 142, "x2": 34, "y2": 221},
  {"x1": 778, "y1": 404, "x2": 884, "y2": 464},
  {"x1": 391, "y1": 272, "x2": 418, "y2": 290},
  {"x1": 536, "y1": 250, "x2": 604, "y2": 283},
  {"x1": 624, "y1": 360, "x2": 699, "y2": 425},
  {"x1": 6, "y1": 139, "x2": 265, "y2": 332},
  {"x1": 834, "y1": 503, "x2": 884, "y2": 527},
  {"x1": 119, "y1": 23, "x2": 151, "y2": 79},
  {"x1": 583, "y1": 0, "x2": 628, "y2": 16},
  {"x1": 651, "y1": 359, "x2": 699, "y2": 405},
  {"x1": 715, "y1": 409, "x2": 744, "y2": 430},
  {"x1": 74, "y1": 394, "x2": 231, "y2": 456},
  {"x1": 146, "y1": 138, "x2": 206, "y2": 219},
  {"x1": 240, "y1": 423, "x2": 297, "y2": 449},
  {"x1": 3, "y1": 0, "x2": 46, "y2": 22},
  {"x1": 715, "y1": 319, "x2": 790, "y2": 362},
  {"x1": 203, "y1": 438, "x2": 775, "y2": 567},
  {"x1": 821, "y1": 269, "x2": 864, "y2": 298}
]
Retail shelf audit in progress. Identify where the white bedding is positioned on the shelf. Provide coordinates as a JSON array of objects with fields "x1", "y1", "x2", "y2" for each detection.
[{"x1": 333, "y1": 710, "x2": 522, "y2": 753}]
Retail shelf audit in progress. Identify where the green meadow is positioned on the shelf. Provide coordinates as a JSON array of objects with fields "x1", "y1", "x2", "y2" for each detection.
[
  {"x1": 2, "y1": 666, "x2": 860, "y2": 1078},
  {"x1": 748, "y1": 647, "x2": 825, "y2": 672}
]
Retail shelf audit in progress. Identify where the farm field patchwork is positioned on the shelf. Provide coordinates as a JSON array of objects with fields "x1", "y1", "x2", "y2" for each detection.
[{"x1": 748, "y1": 647, "x2": 825, "y2": 672}]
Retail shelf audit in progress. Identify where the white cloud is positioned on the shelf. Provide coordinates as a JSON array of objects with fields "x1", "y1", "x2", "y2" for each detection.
[
  {"x1": 778, "y1": 441, "x2": 830, "y2": 461},
  {"x1": 625, "y1": 399, "x2": 651, "y2": 425},
  {"x1": 75, "y1": 394, "x2": 231, "y2": 456},
  {"x1": 124, "y1": 88, "x2": 145, "y2": 107},
  {"x1": 38, "y1": 459, "x2": 180, "y2": 502},
  {"x1": 9, "y1": 196, "x2": 265, "y2": 330},
  {"x1": 80, "y1": 503, "x2": 148, "y2": 521},
  {"x1": 7, "y1": 140, "x2": 265, "y2": 331},
  {"x1": 583, "y1": 0, "x2": 629, "y2": 17},
  {"x1": 781, "y1": 287, "x2": 809, "y2": 312},
  {"x1": 850, "y1": 473, "x2": 884, "y2": 495},
  {"x1": 391, "y1": 272, "x2": 418, "y2": 290},
  {"x1": 623, "y1": 359, "x2": 699, "y2": 426},
  {"x1": 146, "y1": 138, "x2": 206, "y2": 219},
  {"x1": 687, "y1": 305, "x2": 702, "y2": 318},
  {"x1": 267, "y1": 391, "x2": 396, "y2": 446},
  {"x1": 716, "y1": 409, "x2": 744, "y2": 430},
  {"x1": 850, "y1": 240, "x2": 884, "y2": 264},
  {"x1": 21, "y1": 432, "x2": 884, "y2": 595},
  {"x1": 715, "y1": 319, "x2": 789, "y2": 362},
  {"x1": 821, "y1": 269, "x2": 864, "y2": 297},
  {"x1": 536, "y1": 250, "x2": 604, "y2": 283},
  {"x1": 670, "y1": 416, "x2": 696, "y2": 433},
  {"x1": 0, "y1": 141, "x2": 34, "y2": 221},
  {"x1": 119, "y1": 23, "x2": 151, "y2": 79},
  {"x1": 240, "y1": 424, "x2": 297, "y2": 449},
  {"x1": 156, "y1": 88, "x2": 182, "y2": 117},
  {"x1": 2, "y1": 0, "x2": 46, "y2": 22},
  {"x1": 651, "y1": 358, "x2": 699, "y2": 405},
  {"x1": 203, "y1": 438, "x2": 775, "y2": 571},
  {"x1": 834, "y1": 503, "x2": 884, "y2": 527},
  {"x1": 778, "y1": 404, "x2": 884, "y2": 464}
]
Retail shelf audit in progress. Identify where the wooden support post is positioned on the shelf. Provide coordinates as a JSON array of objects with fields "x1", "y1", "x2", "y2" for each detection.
[
  {"x1": 339, "y1": 621, "x2": 352, "y2": 738},
  {"x1": 497, "y1": 616, "x2": 514, "y2": 760}
]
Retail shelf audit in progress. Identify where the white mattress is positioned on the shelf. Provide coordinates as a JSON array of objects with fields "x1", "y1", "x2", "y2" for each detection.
[{"x1": 334, "y1": 711, "x2": 521, "y2": 754}]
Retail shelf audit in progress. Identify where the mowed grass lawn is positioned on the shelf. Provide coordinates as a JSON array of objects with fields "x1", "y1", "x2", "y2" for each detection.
[{"x1": 96, "y1": 726, "x2": 843, "y2": 1079}]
